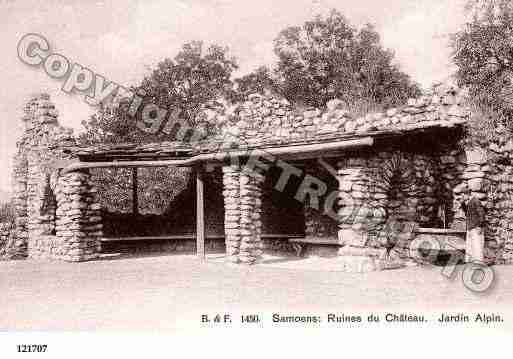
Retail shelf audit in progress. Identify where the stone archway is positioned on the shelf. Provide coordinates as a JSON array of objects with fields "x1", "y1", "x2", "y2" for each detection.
[
  {"x1": 371, "y1": 152, "x2": 425, "y2": 257},
  {"x1": 377, "y1": 152, "x2": 422, "y2": 224},
  {"x1": 337, "y1": 151, "x2": 440, "y2": 259}
]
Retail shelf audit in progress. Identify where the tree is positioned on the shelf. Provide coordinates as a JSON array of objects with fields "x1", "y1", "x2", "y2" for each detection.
[
  {"x1": 273, "y1": 9, "x2": 420, "y2": 109},
  {"x1": 80, "y1": 41, "x2": 238, "y2": 146},
  {"x1": 79, "y1": 41, "x2": 238, "y2": 214},
  {"x1": 79, "y1": 97, "x2": 137, "y2": 144},
  {"x1": 231, "y1": 66, "x2": 278, "y2": 101},
  {"x1": 138, "y1": 41, "x2": 238, "y2": 132},
  {"x1": 452, "y1": 0, "x2": 513, "y2": 125}
]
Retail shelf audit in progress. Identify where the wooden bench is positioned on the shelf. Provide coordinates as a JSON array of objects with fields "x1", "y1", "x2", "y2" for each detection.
[
  {"x1": 101, "y1": 234, "x2": 305, "y2": 253},
  {"x1": 101, "y1": 235, "x2": 224, "y2": 242},
  {"x1": 102, "y1": 234, "x2": 308, "y2": 255},
  {"x1": 101, "y1": 234, "x2": 304, "y2": 242},
  {"x1": 100, "y1": 235, "x2": 225, "y2": 252}
]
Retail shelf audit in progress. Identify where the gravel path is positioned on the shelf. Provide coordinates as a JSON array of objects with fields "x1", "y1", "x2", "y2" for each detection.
[{"x1": 1, "y1": 254, "x2": 511, "y2": 330}]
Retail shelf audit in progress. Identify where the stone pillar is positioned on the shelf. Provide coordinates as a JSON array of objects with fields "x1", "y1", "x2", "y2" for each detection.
[
  {"x1": 23, "y1": 93, "x2": 61, "y2": 259},
  {"x1": 223, "y1": 165, "x2": 242, "y2": 263},
  {"x1": 336, "y1": 157, "x2": 388, "y2": 272},
  {"x1": 222, "y1": 164, "x2": 264, "y2": 264},
  {"x1": 10, "y1": 93, "x2": 102, "y2": 261},
  {"x1": 239, "y1": 169, "x2": 264, "y2": 264},
  {"x1": 453, "y1": 147, "x2": 498, "y2": 263},
  {"x1": 8, "y1": 94, "x2": 44, "y2": 258},
  {"x1": 55, "y1": 171, "x2": 102, "y2": 262}
]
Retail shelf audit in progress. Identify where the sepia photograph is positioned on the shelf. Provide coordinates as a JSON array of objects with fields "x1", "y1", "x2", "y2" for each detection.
[{"x1": 0, "y1": 0, "x2": 512, "y2": 357}]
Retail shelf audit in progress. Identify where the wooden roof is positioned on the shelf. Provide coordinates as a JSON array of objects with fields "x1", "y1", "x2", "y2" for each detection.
[{"x1": 65, "y1": 118, "x2": 467, "y2": 163}]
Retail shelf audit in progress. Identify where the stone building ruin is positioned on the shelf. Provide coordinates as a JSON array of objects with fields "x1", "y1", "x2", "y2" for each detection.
[{"x1": 3, "y1": 86, "x2": 513, "y2": 272}]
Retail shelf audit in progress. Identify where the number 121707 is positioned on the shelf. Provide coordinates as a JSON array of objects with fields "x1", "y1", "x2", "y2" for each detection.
[{"x1": 17, "y1": 345, "x2": 48, "y2": 353}]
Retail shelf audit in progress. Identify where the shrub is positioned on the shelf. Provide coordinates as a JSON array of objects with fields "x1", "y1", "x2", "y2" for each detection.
[{"x1": 462, "y1": 98, "x2": 511, "y2": 147}]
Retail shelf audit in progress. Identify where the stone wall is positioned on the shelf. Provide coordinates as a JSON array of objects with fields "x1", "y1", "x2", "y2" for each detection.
[
  {"x1": 214, "y1": 137, "x2": 467, "y2": 265},
  {"x1": 336, "y1": 148, "x2": 453, "y2": 262},
  {"x1": 452, "y1": 141, "x2": 513, "y2": 264},
  {"x1": 203, "y1": 84, "x2": 468, "y2": 148},
  {"x1": 13, "y1": 86, "x2": 513, "y2": 268},
  {"x1": 439, "y1": 147, "x2": 467, "y2": 229},
  {"x1": 11, "y1": 94, "x2": 102, "y2": 261},
  {"x1": 207, "y1": 85, "x2": 471, "y2": 265}
]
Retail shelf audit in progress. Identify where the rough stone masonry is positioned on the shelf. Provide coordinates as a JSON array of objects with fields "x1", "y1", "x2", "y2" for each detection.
[
  {"x1": 204, "y1": 83, "x2": 511, "y2": 269},
  {"x1": 1, "y1": 85, "x2": 513, "y2": 270},
  {"x1": 8, "y1": 93, "x2": 102, "y2": 261}
]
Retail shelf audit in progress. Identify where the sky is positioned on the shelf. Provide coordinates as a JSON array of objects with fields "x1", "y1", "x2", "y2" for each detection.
[{"x1": 0, "y1": 0, "x2": 468, "y2": 193}]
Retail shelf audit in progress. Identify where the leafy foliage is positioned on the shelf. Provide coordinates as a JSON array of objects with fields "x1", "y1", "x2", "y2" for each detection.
[
  {"x1": 80, "y1": 13, "x2": 423, "y2": 214},
  {"x1": 91, "y1": 167, "x2": 191, "y2": 215},
  {"x1": 80, "y1": 98, "x2": 137, "y2": 144},
  {"x1": 138, "y1": 41, "x2": 238, "y2": 129},
  {"x1": 452, "y1": 0, "x2": 513, "y2": 136},
  {"x1": 79, "y1": 41, "x2": 237, "y2": 214},
  {"x1": 273, "y1": 9, "x2": 420, "y2": 109},
  {"x1": 231, "y1": 66, "x2": 279, "y2": 101},
  {"x1": 80, "y1": 41, "x2": 238, "y2": 145}
]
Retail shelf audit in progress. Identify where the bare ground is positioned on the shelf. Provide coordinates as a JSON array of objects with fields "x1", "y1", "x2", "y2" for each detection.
[{"x1": 1, "y1": 253, "x2": 512, "y2": 331}]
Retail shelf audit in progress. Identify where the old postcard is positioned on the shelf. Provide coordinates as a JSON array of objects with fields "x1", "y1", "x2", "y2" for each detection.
[{"x1": 0, "y1": 0, "x2": 511, "y2": 357}]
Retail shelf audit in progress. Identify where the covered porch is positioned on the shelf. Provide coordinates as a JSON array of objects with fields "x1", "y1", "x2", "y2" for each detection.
[{"x1": 55, "y1": 123, "x2": 467, "y2": 268}]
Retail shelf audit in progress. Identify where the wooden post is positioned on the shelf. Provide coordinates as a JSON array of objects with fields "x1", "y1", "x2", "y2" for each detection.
[
  {"x1": 132, "y1": 167, "x2": 139, "y2": 216},
  {"x1": 196, "y1": 166, "x2": 206, "y2": 260}
]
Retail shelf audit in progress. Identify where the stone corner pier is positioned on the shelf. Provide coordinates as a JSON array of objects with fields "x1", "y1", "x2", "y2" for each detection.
[{"x1": 11, "y1": 93, "x2": 102, "y2": 261}]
